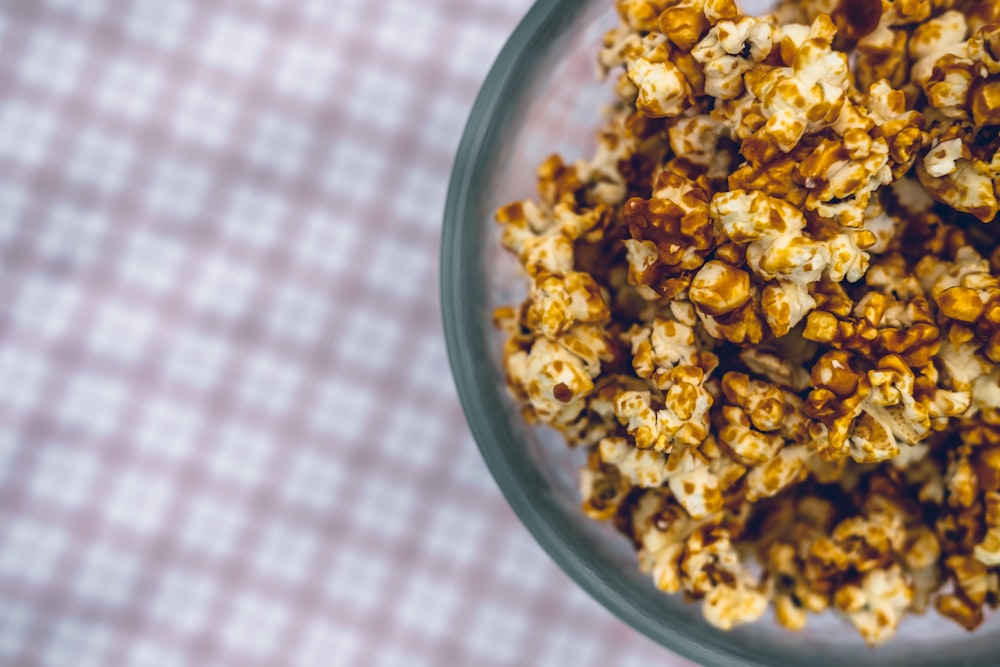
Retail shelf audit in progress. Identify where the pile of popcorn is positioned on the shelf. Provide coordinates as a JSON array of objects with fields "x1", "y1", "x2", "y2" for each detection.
[{"x1": 494, "y1": 0, "x2": 1000, "y2": 644}]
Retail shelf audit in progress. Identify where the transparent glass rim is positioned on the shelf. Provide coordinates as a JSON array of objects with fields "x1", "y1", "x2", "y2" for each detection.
[{"x1": 440, "y1": 1, "x2": 997, "y2": 664}]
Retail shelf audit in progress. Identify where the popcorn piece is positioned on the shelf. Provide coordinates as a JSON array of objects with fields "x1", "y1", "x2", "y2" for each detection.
[
  {"x1": 689, "y1": 260, "x2": 752, "y2": 317},
  {"x1": 598, "y1": 436, "x2": 670, "y2": 487},
  {"x1": 664, "y1": 445, "x2": 726, "y2": 518},
  {"x1": 580, "y1": 453, "x2": 632, "y2": 521},
  {"x1": 711, "y1": 190, "x2": 875, "y2": 308},
  {"x1": 629, "y1": 316, "x2": 718, "y2": 387},
  {"x1": 616, "y1": 0, "x2": 670, "y2": 32},
  {"x1": 744, "y1": 445, "x2": 811, "y2": 501},
  {"x1": 739, "y1": 345, "x2": 812, "y2": 392},
  {"x1": 627, "y1": 37, "x2": 694, "y2": 118},
  {"x1": 909, "y1": 11, "x2": 969, "y2": 87},
  {"x1": 691, "y1": 17, "x2": 774, "y2": 100},
  {"x1": 703, "y1": 583, "x2": 768, "y2": 630},
  {"x1": 526, "y1": 271, "x2": 610, "y2": 340},
  {"x1": 614, "y1": 377, "x2": 713, "y2": 453},
  {"x1": 742, "y1": 16, "x2": 849, "y2": 163},
  {"x1": 506, "y1": 325, "x2": 614, "y2": 424},
  {"x1": 624, "y1": 168, "x2": 716, "y2": 293},
  {"x1": 974, "y1": 491, "x2": 1000, "y2": 566},
  {"x1": 923, "y1": 137, "x2": 965, "y2": 178},
  {"x1": 836, "y1": 565, "x2": 914, "y2": 646},
  {"x1": 917, "y1": 150, "x2": 998, "y2": 223},
  {"x1": 633, "y1": 492, "x2": 692, "y2": 593},
  {"x1": 935, "y1": 555, "x2": 998, "y2": 630}
]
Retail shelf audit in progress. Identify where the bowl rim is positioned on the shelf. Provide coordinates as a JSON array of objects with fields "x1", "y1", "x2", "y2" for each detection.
[
  {"x1": 441, "y1": 2, "x2": 1000, "y2": 664},
  {"x1": 439, "y1": 1, "x2": 775, "y2": 664}
]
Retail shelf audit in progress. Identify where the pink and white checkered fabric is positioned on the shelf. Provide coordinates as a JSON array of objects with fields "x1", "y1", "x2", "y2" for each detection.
[{"x1": 0, "y1": 1, "x2": 694, "y2": 665}]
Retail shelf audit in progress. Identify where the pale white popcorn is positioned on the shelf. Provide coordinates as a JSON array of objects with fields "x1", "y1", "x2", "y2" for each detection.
[
  {"x1": 665, "y1": 446, "x2": 722, "y2": 519},
  {"x1": 703, "y1": 584, "x2": 769, "y2": 630},
  {"x1": 909, "y1": 11, "x2": 970, "y2": 86},
  {"x1": 861, "y1": 201, "x2": 895, "y2": 254},
  {"x1": 773, "y1": 22, "x2": 811, "y2": 49},
  {"x1": 668, "y1": 115, "x2": 726, "y2": 167},
  {"x1": 632, "y1": 492, "x2": 695, "y2": 593},
  {"x1": 739, "y1": 347, "x2": 812, "y2": 392},
  {"x1": 937, "y1": 340, "x2": 993, "y2": 394},
  {"x1": 506, "y1": 324, "x2": 614, "y2": 424},
  {"x1": 761, "y1": 280, "x2": 816, "y2": 337},
  {"x1": 890, "y1": 176, "x2": 936, "y2": 214},
  {"x1": 507, "y1": 339, "x2": 592, "y2": 423},
  {"x1": 971, "y1": 368, "x2": 1000, "y2": 414},
  {"x1": 629, "y1": 317, "x2": 703, "y2": 381},
  {"x1": 499, "y1": 200, "x2": 606, "y2": 277},
  {"x1": 692, "y1": 17, "x2": 774, "y2": 99},
  {"x1": 923, "y1": 138, "x2": 965, "y2": 178},
  {"x1": 598, "y1": 436, "x2": 670, "y2": 487},
  {"x1": 837, "y1": 566, "x2": 914, "y2": 646}
]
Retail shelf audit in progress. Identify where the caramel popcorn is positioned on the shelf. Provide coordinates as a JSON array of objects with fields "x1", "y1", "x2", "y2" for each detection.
[{"x1": 493, "y1": 0, "x2": 1000, "y2": 645}]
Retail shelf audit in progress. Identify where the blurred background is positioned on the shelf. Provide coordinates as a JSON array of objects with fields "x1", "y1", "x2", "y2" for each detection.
[{"x1": 0, "y1": 0, "x2": 690, "y2": 665}]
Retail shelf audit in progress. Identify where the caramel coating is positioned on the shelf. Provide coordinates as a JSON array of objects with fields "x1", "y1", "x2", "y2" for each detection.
[{"x1": 495, "y1": 0, "x2": 1000, "y2": 645}]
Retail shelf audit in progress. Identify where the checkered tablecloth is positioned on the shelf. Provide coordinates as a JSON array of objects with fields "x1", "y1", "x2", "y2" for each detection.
[{"x1": 0, "y1": 1, "x2": 694, "y2": 665}]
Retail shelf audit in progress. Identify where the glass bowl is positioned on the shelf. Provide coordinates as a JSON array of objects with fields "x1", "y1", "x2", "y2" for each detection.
[{"x1": 440, "y1": 1, "x2": 999, "y2": 664}]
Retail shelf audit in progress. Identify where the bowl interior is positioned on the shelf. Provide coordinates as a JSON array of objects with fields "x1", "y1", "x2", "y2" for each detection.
[{"x1": 441, "y1": 1, "x2": 1000, "y2": 664}]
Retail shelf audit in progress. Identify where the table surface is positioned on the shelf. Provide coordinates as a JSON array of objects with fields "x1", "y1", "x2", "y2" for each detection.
[{"x1": 0, "y1": 1, "x2": 693, "y2": 665}]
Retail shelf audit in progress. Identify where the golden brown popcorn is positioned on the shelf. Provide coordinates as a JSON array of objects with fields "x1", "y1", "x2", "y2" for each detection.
[
  {"x1": 935, "y1": 554, "x2": 998, "y2": 630},
  {"x1": 580, "y1": 451, "x2": 633, "y2": 521},
  {"x1": 494, "y1": 0, "x2": 1000, "y2": 643},
  {"x1": 629, "y1": 316, "x2": 719, "y2": 388},
  {"x1": 804, "y1": 351, "x2": 960, "y2": 464},
  {"x1": 689, "y1": 260, "x2": 752, "y2": 317},
  {"x1": 624, "y1": 168, "x2": 716, "y2": 294},
  {"x1": 805, "y1": 254, "x2": 942, "y2": 367},
  {"x1": 741, "y1": 16, "x2": 848, "y2": 164},
  {"x1": 835, "y1": 565, "x2": 914, "y2": 645},
  {"x1": 973, "y1": 491, "x2": 1000, "y2": 566},
  {"x1": 526, "y1": 271, "x2": 611, "y2": 340},
  {"x1": 702, "y1": 582, "x2": 769, "y2": 629},
  {"x1": 969, "y1": 24, "x2": 1000, "y2": 76},
  {"x1": 616, "y1": 0, "x2": 671, "y2": 32},
  {"x1": 855, "y1": 0, "x2": 917, "y2": 89},
  {"x1": 598, "y1": 436, "x2": 671, "y2": 486},
  {"x1": 657, "y1": 0, "x2": 740, "y2": 51}
]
